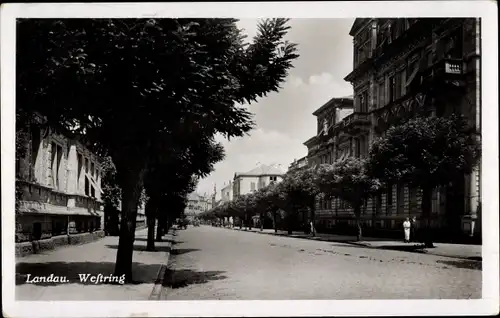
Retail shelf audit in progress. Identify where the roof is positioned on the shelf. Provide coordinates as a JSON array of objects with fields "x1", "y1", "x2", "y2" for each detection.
[
  {"x1": 187, "y1": 192, "x2": 205, "y2": 201},
  {"x1": 349, "y1": 18, "x2": 371, "y2": 36},
  {"x1": 312, "y1": 96, "x2": 354, "y2": 116},
  {"x1": 234, "y1": 164, "x2": 285, "y2": 178},
  {"x1": 303, "y1": 136, "x2": 318, "y2": 147}
]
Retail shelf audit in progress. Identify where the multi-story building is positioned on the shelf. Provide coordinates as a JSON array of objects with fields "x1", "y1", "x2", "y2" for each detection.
[
  {"x1": 232, "y1": 164, "x2": 285, "y2": 199},
  {"x1": 306, "y1": 18, "x2": 481, "y2": 239},
  {"x1": 303, "y1": 96, "x2": 355, "y2": 168},
  {"x1": 288, "y1": 156, "x2": 309, "y2": 172},
  {"x1": 16, "y1": 112, "x2": 104, "y2": 242}
]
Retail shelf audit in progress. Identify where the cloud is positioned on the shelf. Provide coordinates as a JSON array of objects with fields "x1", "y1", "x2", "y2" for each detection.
[
  {"x1": 288, "y1": 75, "x2": 305, "y2": 88},
  {"x1": 309, "y1": 72, "x2": 331, "y2": 85},
  {"x1": 196, "y1": 18, "x2": 356, "y2": 199}
]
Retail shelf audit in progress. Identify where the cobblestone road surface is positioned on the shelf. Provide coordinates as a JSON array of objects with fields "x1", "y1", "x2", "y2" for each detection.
[{"x1": 162, "y1": 226, "x2": 481, "y2": 300}]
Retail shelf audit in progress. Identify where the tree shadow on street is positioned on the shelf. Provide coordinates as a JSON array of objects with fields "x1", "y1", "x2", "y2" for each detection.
[
  {"x1": 105, "y1": 244, "x2": 172, "y2": 253},
  {"x1": 162, "y1": 268, "x2": 227, "y2": 289},
  {"x1": 329, "y1": 242, "x2": 430, "y2": 255},
  {"x1": 134, "y1": 238, "x2": 183, "y2": 245},
  {"x1": 16, "y1": 261, "x2": 161, "y2": 286},
  {"x1": 368, "y1": 244, "x2": 430, "y2": 254},
  {"x1": 170, "y1": 248, "x2": 201, "y2": 256},
  {"x1": 436, "y1": 259, "x2": 482, "y2": 270}
]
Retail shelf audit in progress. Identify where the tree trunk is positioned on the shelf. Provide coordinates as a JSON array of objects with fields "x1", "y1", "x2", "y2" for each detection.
[
  {"x1": 421, "y1": 186, "x2": 434, "y2": 248},
  {"x1": 354, "y1": 205, "x2": 362, "y2": 241},
  {"x1": 273, "y1": 210, "x2": 277, "y2": 233},
  {"x1": 145, "y1": 199, "x2": 157, "y2": 251},
  {"x1": 146, "y1": 216, "x2": 156, "y2": 251},
  {"x1": 156, "y1": 215, "x2": 163, "y2": 241},
  {"x1": 287, "y1": 206, "x2": 294, "y2": 235},
  {"x1": 113, "y1": 168, "x2": 145, "y2": 282},
  {"x1": 260, "y1": 211, "x2": 264, "y2": 231}
]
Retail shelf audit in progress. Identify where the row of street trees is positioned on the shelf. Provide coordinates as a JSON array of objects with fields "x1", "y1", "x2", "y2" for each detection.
[
  {"x1": 201, "y1": 115, "x2": 480, "y2": 246},
  {"x1": 16, "y1": 18, "x2": 299, "y2": 281}
]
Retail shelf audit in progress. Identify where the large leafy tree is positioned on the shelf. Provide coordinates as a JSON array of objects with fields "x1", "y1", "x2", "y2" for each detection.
[
  {"x1": 17, "y1": 18, "x2": 298, "y2": 280},
  {"x1": 279, "y1": 167, "x2": 320, "y2": 234},
  {"x1": 252, "y1": 186, "x2": 276, "y2": 231},
  {"x1": 264, "y1": 182, "x2": 288, "y2": 233},
  {"x1": 144, "y1": 137, "x2": 224, "y2": 250},
  {"x1": 315, "y1": 158, "x2": 381, "y2": 241},
  {"x1": 368, "y1": 115, "x2": 480, "y2": 247},
  {"x1": 100, "y1": 156, "x2": 122, "y2": 236}
]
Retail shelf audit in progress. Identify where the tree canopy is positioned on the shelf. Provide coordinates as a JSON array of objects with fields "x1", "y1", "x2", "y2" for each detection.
[
  {"x1": 368, "y1": 115, "x2": 480, "y2": 188},
  {"x1": 17, "y1": 18, "x2": 299, "y2": 280}
]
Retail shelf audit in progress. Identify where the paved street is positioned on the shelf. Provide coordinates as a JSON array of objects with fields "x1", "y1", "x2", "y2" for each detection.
[
  {"x1": 16, "y1": 228, "x2": 172, "y2": 301},
  {"x1": 162, "y1": 225, "x2": 481, "y2": 300}
]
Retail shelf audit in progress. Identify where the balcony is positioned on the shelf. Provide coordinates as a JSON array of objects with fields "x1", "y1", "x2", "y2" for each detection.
[
  {"x1": 343, "y1": 113, "x2": 370, "y2": 127},
  {"x1": 420, "y1": 58, "x2": 465, "y2": 90},
  {"x1": 17, "y1": 180, "x2": 102, "y2": 216}
]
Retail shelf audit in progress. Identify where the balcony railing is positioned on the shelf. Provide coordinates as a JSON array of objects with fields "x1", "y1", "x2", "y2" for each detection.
[
  {"x1": 18, "y1": 180, "x2": 102, "y2": 214},
  {"x1": 421, "y1": 57, "x2": 464, "y2": 87},
  {"x1": 343, "y1": 113, "x2": 370, "y2": 127}
]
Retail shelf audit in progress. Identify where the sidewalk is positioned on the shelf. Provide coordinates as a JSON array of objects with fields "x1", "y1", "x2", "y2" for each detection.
[
  {"x1": 15, "y1": 227, "x2": 174, "y2": 300},
  {"x1": 228, "y1": 227, "x2": 482, "y2": 260}
]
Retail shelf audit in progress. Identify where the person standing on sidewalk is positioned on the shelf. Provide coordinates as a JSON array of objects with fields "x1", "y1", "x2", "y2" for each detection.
[
  {"x1": 403, "y1": 217, "x2": 411, "y2": 243},
  {"x1": 309, "y1": 220, "x2": 316, "y2": 237}
]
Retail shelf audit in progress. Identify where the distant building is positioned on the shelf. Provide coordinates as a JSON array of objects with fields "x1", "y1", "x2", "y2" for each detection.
[
  {"x1": 220, "y1": 181, "x2": 234, "y2": 202},
  {"x1": 115, "y1": 199, "x2": 146, "y2": 229},
  {"x1": 16, "y1": 112, "x2": 104, "y2": 242},
  {"x1": 184, "y1": 192, "x2": 212, "y2": 220},
  {"x1": 233, "y1": 164, "x2": 285, "y2": 199},
  {"x1": 288, "y1": 156, "x2": 309, "y2": 172}
]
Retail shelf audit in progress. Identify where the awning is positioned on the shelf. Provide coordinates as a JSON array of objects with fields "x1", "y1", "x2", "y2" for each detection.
[
  {"x1": 405, "y1": 65, "x2": 419, "y2": 87},
  {"x1": 18, "y1": 201, "x2": 101, "y2": 217}
]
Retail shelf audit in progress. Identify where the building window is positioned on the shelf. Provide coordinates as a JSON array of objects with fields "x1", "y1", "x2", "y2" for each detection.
[
  {"x1": 85, "y1": 158, "x2": 89, "y2": 174},
  {"x1": 50, "y1": 142, "x2": 63, "y2": 189},
  {"x1": 386, "y1": 183, "x2": 393, "y2": 215},
  {"x1": 356, "y1": 28, "x2": 371, "y2": 66},
  {"x1": 77, "y1": 153, "x2": 83, "y2": 190},
  {"x1": 396, "y1": 183, "x2": 405, "y2": 214},
  {"x1": 85, "y1": 176, "x2": 90, "y2": 196},
  {"x1": 388, "y1": 75, "x2": 396, "y2": 103},
  {"x1": 355, "y1": 138, "x2": 361, "y2": 158},
  {"x1": 378, "y1": 81, "x2": 385, "y2": 107},
  {"x1": 91, "y1": 162, "x2": 95, "y2": 179},
  {"x1": 250, "y1": 182, "x2": 256, "y2": 192},
  {"x1": 358, "y1": 91, "x2": 368, "y2": 113},
  {"x1": 270, "y1": 176, "x2": 277, "y2": 182}
]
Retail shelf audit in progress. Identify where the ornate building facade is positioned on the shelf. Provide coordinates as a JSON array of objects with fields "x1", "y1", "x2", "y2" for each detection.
[
  {"x1": 16, "y1": 112, "x2": 104, "y2": 242},
  {"x1": 306, "y1": 18, "x2": 481, "y2": 240}
]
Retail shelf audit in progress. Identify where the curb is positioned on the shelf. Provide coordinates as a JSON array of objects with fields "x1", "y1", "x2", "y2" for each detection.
[
  {"x1": 226, "y1": 226, "x2": 479, "y2": 261},
  {"x1": 148, "y1": 228, "x2": 176, "y2": 300}
]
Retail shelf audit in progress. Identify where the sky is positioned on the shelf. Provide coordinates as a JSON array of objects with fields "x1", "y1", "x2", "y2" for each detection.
[{"x1": 196, "y1": 18, "x2": 355, "y2": 199}]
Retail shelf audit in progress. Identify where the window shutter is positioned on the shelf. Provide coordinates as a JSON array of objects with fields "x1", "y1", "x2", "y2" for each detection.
[{"x1": 401, "y1": 69, "x2": 407, "y2": 96}]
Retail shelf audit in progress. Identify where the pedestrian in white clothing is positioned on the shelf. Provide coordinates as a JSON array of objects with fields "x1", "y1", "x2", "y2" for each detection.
[{"x1": 403, "y1": 217, "x2": 411, "y2": 243}]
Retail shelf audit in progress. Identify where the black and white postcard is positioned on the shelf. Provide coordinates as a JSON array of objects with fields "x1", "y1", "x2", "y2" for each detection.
[{"x1": 1, "y1": 1, "x2": 498, "y2": 317}]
